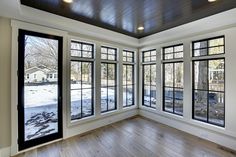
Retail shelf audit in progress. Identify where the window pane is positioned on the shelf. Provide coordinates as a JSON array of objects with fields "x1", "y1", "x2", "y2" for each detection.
[
  {"x1": 144, "y1": 65, "x2": 151, "y2": 85},
  {"x1": 143, "y1": 86, "x2": 151, "y2": 106},
  {"x1": 209, "y1": 92, "x2": 224, "y2": 126},
  {"x1": 175, "y1": 63, "x2": 183, "y2": 88},
  {"x1": 194, "y1": 41, "x2": 207, "y2": 49},
  {"x1": 151, "y1": 86, "x2": 156, "y2": 108},
  {"x1": 194, "y1": 61, "x2": 208, "y2": 90},
  {"x1": 123, "y1": 86, "x2": 127, "y2": 107},
  {"x1": 174, "y1": 52, "x2": 183, "y2": 59},
  {"x1": 108, "y1": 55, "x2": 115, "y2": 60},
  {"x1": 108, "y1": 87, "x2": 116, "y2": 110},
  {"x1": 194, "y1": 49, "x2": 208, "y2": 57},
  {"x1": 101, "y1": 47, "x2": 107, "y2": 54},
  {"x1": 71, "y1": 42, "x2": 81, "y2": 50},
  {"x1": 209, "y1": 46, "x2": 224, "y2": 55},
  {"x1": 101, "y1": 63, "x2": 107, "y2": 87},
  {"x1": 82, "y1": 62, "x2": 92, "y2": 88},
  {"x1": 151, "y1": 64, "x2": 156, "y2": 86},
  {"x1": 209, "y1": 60, "x2": 224, "y2": 91},
  {"x1": 71, "y1": 62, "x2": 82, "y2": 89},
  {"x1": 82, "y1": 44, "x2": 92, "y2": 51},
  {"x1": 71, "y1": 50, "x2": 81, "y2": 57},
  {"x1": 174, "y1": 89, "x2": 183, "y2": 115},
  {"x1": 127, "y1": 57, "x2": 133, "y2": 62},
  {"x1": 174, "y1": 45, "x2": 183, "y2": 52},
  {"x1": 71, "y1": 90, "x2": 81, "y2": 120},
  {"x1": 127, "y1": 65, "x2": 133, "y2": 85},
  {"x1": 101, "y1": 87, "x2": 107, "y2": 112},
  {"x1": 82, "y1": 89, "x2": 93, "y2": 117},
  {"x1": 127, "y1": 85, "x2": 134, "y2": 106},
  {"x1": 108, "y1": 64, "x2": 116, "y2": 86},
  {"x1": 144, "y1": 57, "x2": 151, "y2": 62},
  {"x1": 209, "y1": 38, "x2": 224, "y2": 47},
  {"x1": 165, "y1": 53, "x2": 173, "y2": 60},
  {"x1": 123, "y1": 65, "x2": 127, "y2": 85},
  {"x1": 101, "y1": 53, "x2": 107, "y2": 60},
  {"x1": 144, "y1": 51, "x2": 150, "y2": 57},
  {"x1": 164, "y1": 63, "x2": 173, "y2": 87},
  {"x1": 164, "y1": 47, "x2": 173, "y2": 54},
  {"x1": 164, "y1": 87, "x2": 174, "y2": 112},
  {"x1": 82, "y1": 51, "x2": 92, "y2": 58},
  {"x1": 194, "y1": 90, "x2": 208, "y2": 121}
]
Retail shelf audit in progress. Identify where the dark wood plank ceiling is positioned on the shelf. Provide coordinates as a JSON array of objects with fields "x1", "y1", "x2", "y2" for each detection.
[{"x1": 20, "y1": 0, "x2": 236, "y2": 38}]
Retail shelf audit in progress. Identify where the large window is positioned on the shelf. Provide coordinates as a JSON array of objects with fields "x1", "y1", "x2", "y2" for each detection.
[
  {"x1": 101, "y1": 46, "x2": 117, "y2": 113},
  {"x1": 70, "y1": 41, "x2": 94, "y2": 120},
  {"x1": 123, "y1": 50, "x2": 135, "y2": 107},
  {"x1": 163, "y1": 45, "x2": 184, "y2": 116},
  {"x1": 142, "y1": 50, "x2": 157, "y2": 108},
  {"x1": 192, "y1": 36, "x2": 225, "y2": 127}
]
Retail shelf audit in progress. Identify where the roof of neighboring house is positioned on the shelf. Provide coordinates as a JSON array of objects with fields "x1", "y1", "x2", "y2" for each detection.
[
  {"x1": 25, "y1": 66, "x2": 56, "y2": 74},
  {"x1": 47, "y1": 69, "x2": 57, "y2": 74}
]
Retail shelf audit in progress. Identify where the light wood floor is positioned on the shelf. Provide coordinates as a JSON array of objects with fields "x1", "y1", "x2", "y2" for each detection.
[{"x1": 15, "y1": 116, "x2": 236, "y2": 157}]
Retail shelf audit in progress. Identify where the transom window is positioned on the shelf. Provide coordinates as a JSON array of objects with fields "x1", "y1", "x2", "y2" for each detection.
[
  {"x1": 101, "y1": 46, "x2": 117, "y2": 113},
  {"x1": 192, "y1": 36, "x2": 225, "y2": 127},
  {"x1": 163, "y1": 44, "x2": 184, "y2": 116},
  {"x1": 101, "y1": 46, "x2": 117, "y2": 61},
  {"x1": 163, "y1": 44, "x2": 183, "y2": 60},
  {"x1": 142, "y1": 50, "x2": 157, "y2": 108},
  {"x1": 70, "y1": 41, "x2": 94, "y2": 121},
  {"x1": 123, "y1": 50, "x2": 135, "y2": 107}
]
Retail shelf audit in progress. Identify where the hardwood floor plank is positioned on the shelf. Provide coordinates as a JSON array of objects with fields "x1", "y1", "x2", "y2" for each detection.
[{"x1": 14, "y1": 116, "x2": 236, "y2": 157}]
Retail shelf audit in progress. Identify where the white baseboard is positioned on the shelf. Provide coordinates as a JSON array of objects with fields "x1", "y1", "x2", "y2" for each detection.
[
  {"x1": 139, "y1": 109, "x2": 236, "y2": 151},
  {"x1": 0, "y1": 147, "x2": 10, "y2": 157}
]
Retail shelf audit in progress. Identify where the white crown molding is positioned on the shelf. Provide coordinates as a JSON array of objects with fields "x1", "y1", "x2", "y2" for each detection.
[{"x1": 139, "y1": 8, "x2": 236, "y2": 47}]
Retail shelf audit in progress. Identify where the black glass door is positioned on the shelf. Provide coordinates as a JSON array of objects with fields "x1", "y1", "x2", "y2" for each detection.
[{"x1": 18, "y1": 29, "x2": 63, "y2": 150}]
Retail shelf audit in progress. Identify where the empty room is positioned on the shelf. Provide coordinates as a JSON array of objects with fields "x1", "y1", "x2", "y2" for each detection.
[{"x1": 1, "y1": 0, "x2": 236, "y2": 157}]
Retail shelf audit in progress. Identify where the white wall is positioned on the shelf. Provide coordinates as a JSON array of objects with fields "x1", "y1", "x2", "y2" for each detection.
[{"x1": 138, "y1": 26, "x2": 236, "y2": 151}]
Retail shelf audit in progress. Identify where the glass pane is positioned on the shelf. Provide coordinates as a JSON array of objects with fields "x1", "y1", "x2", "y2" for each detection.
[
  {"x1": 108, "y1": 87, "x2": 116, "y2": 110},
  {"x1": 209, "y1": 46, "x2": 224, "y2": 55},
  {"x1": 127, "y1": 57, "x2": 133, "y2": 62},
  {"x1": 144, "y1": 57, "x2": 150, "y2": 62},
  {"x1": 144, "y1": 51, "x2": 150, "y2": 57},
  {"x1": 127, "y1": 52, "x2": 133, "y2": 57},
  {"x1": 209, "y1": 38, "x2": 224, "y2": 47},
  {"x1": 194, "y1": 49, "x2": 207, "y2": 56},
  {"x1": 175, "y1": 63, "x2": 183, "y2": 88},
  {"x1": 174, "y1": 89, "x2": 183, "y2": 115},
  {"x1": 82, "y1": 62, "x2": 92, "y2": 88},
  {"x1": 174, "y1": 52, "x2": 183, "y2": 59},
  {"x1": 101, "y1": 63, "x2": 107, "y2": 86},
  {"x1": 174, "y1": 45, "x2": 183, "y2": 52},
  {"x1": 108, "y1": 55, "x2": 115, "y2": 60},
  {"x1": 144, "y1": 65, "x2": 151, "y2": 85},
  {"x1": 101, "y1": 87, "x2": 107, "y2": 112},
  {"x1": 164, "y1": 63, "x2": 173, "y2": 87},
  {"x1": 82, "y1": 89, "x2": 93, "y2": 117},
  {"x1": 123, "y1": 65, "x2": 127, "y2": 85},
  {"x1": 194, "y1": 90, "x2": 208, "y2": 121},
  {"x1": 164, "y1": 47, "x2": 173, "y2": 54},
  {"x1": 209, "y1": 60, "x2": 224, "y2": 91},
  {"x1": 82, "y1": 44, "x2": 92, "y2": 51},
  {"x1": 164, "y1": 87, "x2": 174, "y2": 112},
  {"x1": 194, "y1": 61, "x2": 208, "y2": 90},
  {"x1": 151, "y1": 50, "x2": 156, "y2": 56},
  {"x1": 151, "y1": 64, "x2": 156, "y2": 86},
  {"x1": 123, "y1": 57, "x2": 127, "y2": 62},
  {"x1": 151, "y1": 56, "x2": 156, "y2": 61},
  {"x1": 108, "y1": 49, "x2": 115, "y2": 55},
  {"x1": 71, "y1": 42, "x2": 81, "y2": 50},
  {"x1": 150, "y1": 86, "x2": 156, "y2": 108},
  {"x1": 71, "y1": 50, "x2": 81, "y2": 57},
  {"x1": 194, "y1": 41, "x2": 207, "y2": 49},
  {"x1": 101, "y1": 47, "x2": 107, "y2": 54},
  {"x1": 71, "y1": 62, "x2": 82, "y2": 89},
  {"x1": 165, "y1": 53, "x2": 173, "y2": 60},
  {"x1": 209, "y1": 92, "x2": 224, "y2": 126},
  {"x1": 24, "y1": 35, "x2": 59, "y2": 141},
  {"x1": 143, "y1": 86, "x2": 151, "y2": 106},
  {"x1": 123, "y1": 86, "x2": 127, "y2": 107},
  {"x1": 123, "y1": 51, "x2": 127, "y2": 58},
  {"x1": 108, "y1": 64, "x2": 116, "y2": 86},
  {"x1": 71, "y1": 90, "x2": 81, "y2": 120},
  {"x1": 127, "y1": 85, "x2": 134, "y2": 106},
  {"x1": 127, "y1": 65, "x2": 133, "y2": 85},
  {"x1": 82, "y1": 51, "x2": 92, "y2": 58},
  {"x1": 101, "y1": 53, "x2": 107, "y2": 60}
]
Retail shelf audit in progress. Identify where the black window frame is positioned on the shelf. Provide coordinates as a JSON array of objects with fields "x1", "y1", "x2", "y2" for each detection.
[
  {"x1": 142, "y1": 49, "x2": 157, "y2": 109},
  {"x1": 162, "y1": 44, "x2": 184, "y2": 116},
  {"x1": 123, "y1": 50, "x2": 135, "y2": 108},
  {"x1": 101, "y1": 46, "x2": 117, "y2": 61},
  {"x1": 192, "y1": 36, "x2": 225, "y2": 127},
  {"x1": 71, "y1": 40, "x2": 94, "y2": 58},
  {"x1": 70, "y1": 41, "x2": 95, "y2": 121},
  {"x1": 101, "y1": 46, "x2": 118, "y2": 113}
]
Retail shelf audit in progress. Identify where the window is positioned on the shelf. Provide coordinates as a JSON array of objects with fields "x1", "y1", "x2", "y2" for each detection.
[
  {"x1": 123, "y1": 50, "x2": 135, "y2": 107},
  {"x1": 192, "y1": 36, "x2": 225, "y2": 127},
  {"x1": 142, "y1": 50, "x2": 157, "y2": 108},
  {"x1": 101, "y1": 46, "x2": 117, "y2": 113},
  {"x1": 70, "y1": 41, "x2": 94, "y2": 120},
  {"x1": 163, "y1": 44, "x2": 184, "y2": 116}
]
